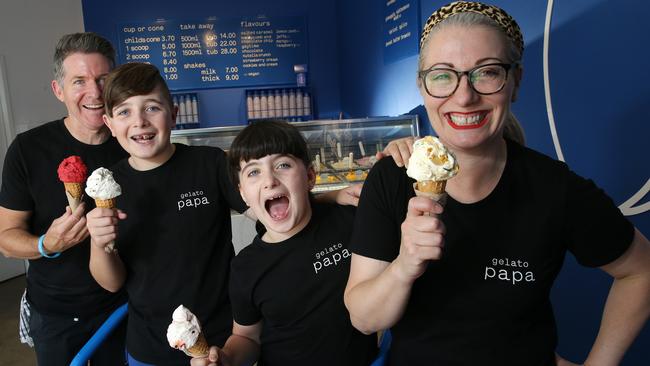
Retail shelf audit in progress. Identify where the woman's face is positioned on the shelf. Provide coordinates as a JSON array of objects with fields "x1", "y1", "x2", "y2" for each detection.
[{"x1": 419, "y1": 25, "x2": 520, "y2": 152}]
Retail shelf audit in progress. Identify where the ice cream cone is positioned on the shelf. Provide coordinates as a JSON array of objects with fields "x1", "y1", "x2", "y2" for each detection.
[
  {"x1": 413, "y1": 182, "x2": 447, "y2": 210},
  {"x1": 63, "y1": 182, "x2": 84, "y2": 210},
  {"x1": 417, "y1": 180, "x2": 446, "y2": 194},
  {"x1": 94, "y1": 198, "x2": 117, "y2": 253},
  {"x1": 185, "y1": 332, "x2": 209, "y2": 358},
  {"x1": 94, "y1": 198, "x2": 116, "y2": 209}
]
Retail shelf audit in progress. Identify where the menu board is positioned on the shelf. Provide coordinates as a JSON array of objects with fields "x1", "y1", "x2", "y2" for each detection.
[
  {"x1": 383, "y1": 0, "x2": 419, "y2": 64},
  {"x1": 117, "y1": 16, "x2": 308, "y2": 90}
]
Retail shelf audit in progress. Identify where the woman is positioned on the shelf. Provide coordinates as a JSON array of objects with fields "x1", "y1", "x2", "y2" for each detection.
[{"x1": 344, "y1": 2, "x2": 650, "y2": 365}]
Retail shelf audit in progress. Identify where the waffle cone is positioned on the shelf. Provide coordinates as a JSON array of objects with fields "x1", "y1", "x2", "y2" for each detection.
[
  {"x1": 417, "y1": 180, "x2": 446, "y2": 194},
  {"x1": 93, "y1": 198, "x2": 118, "y2": 253},
  {"x1": 63, "y1": 183, "x2": 84, "y2": 211},
  {"x1": 64, "y1": 182, "x2": 84, "y2": 199},
  {"x1": 94, "y1": 198, "x2": 116, "y2": 208},
  {"x1": 413, "y1": 183, "x2": 447, "y2": 208},
  {"x1": 185, "y1": 332, "x2": 209, "y2": 358}
]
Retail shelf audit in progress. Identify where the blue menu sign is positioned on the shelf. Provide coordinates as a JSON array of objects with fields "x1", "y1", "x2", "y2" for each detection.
[
  {"x1": 383, "y1": 0, "x2": 419, "y2": 64},
  {"x1": 117, "y1": 16, "x2": 308, "y2": 90}
]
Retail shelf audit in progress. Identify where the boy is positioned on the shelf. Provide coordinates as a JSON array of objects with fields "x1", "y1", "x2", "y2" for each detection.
[
  {"x1": 191, "y1": 120, "x2": 377, "y2": 366},
  {"x1": 86, "y1": 62, "x2": 248, "y2": 366}
]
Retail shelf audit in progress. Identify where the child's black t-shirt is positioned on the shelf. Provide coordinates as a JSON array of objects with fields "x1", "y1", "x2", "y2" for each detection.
[{"x1": 230, "y1": 202, "x2": 377, "y2": 366}]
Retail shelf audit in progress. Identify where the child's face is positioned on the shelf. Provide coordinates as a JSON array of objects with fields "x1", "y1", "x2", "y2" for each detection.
[
  {"x1": 239, "y1": 154, "x2": 315, "y2": 243},
  {"x1": 103, "y1": 85, "x2": 176, "y2": 170}
]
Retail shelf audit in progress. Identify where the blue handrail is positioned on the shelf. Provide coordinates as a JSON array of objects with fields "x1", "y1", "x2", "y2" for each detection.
[
  {"x1": 69, "y1": 303, "x2": 128, "y2": 366},
  {"x1": 370, "y1": 329, "x2": 392, "y2": 366}
]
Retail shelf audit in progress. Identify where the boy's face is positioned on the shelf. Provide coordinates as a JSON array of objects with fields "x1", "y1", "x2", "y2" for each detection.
[
  {"x1": 239, "y1": 154, "x2": 315, "y2": 243},
  {"x1": 103, "y1": 85, "x2": 176, "y2": 170}
]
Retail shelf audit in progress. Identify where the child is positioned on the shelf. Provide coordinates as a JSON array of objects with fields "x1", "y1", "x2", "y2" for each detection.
[
  {"x1": 191, "y1": 120, "x2": 378, "y2": 366},
  {"x1": 86, "y1": 62, "x2": 249, "y2": 366}
]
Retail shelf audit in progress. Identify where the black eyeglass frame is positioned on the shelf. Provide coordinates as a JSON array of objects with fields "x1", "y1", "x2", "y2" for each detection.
[{"x1": 418, "y1": 62, "x2": 518, "y2": 98}]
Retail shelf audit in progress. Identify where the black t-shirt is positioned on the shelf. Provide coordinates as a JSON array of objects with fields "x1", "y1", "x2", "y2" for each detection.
[
  {"x1": 230, "y1": 202, "x2": 377, "y2": 366},
  {"x1": 0, "y1": 119, "x2": 128, "y2": 317},
  {"x1": 112, "y1": 143, "x2": 247, "y2": 365},
  {"x1": 350, "y1": 139, "x2": 634, "y2": 366}
]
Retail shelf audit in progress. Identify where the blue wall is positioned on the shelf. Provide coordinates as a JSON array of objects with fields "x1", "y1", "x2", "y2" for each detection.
[
  {"x1": 84, "y1": 0, "x2": 649, "y2": 363},
  {"x1": 337, "y1": 0, "x2": 649, "y2": 364},
  {"x1": 82, "y1": 0, "x2": 343, "y2": 126}
]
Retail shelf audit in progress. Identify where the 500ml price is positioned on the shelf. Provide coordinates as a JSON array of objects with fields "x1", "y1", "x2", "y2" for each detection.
[
  {"x1": 164, "y1": 73, "x2": 178, "y2": 80},
  {"x1": 220, "y1": 32, "x2": 237, "y2": 39}
]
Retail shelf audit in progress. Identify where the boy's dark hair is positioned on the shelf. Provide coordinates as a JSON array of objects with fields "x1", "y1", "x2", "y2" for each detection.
[
  {"x1": 228, "y1": 120, "x2": 312, "y2": 185},
  {"x1": 103, "y1": 62, "x2": 173, "y2": 117},
  {"x1": 53, "y1": 32, "x2": 115, "y2": 84}
]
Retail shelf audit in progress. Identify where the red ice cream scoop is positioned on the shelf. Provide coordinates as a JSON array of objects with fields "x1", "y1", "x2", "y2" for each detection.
[{"x1": 57, "y1": 156, "x2": 88, "y2": 183}]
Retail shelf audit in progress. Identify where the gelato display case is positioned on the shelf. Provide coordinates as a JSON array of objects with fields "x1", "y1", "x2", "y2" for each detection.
[{"x1": 170, "y1": 115, "x2": 419, "y2": 192}]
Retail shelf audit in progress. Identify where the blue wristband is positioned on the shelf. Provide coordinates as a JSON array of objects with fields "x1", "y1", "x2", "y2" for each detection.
[{"x1": 38, "y1": 234, "x2": 60, "y2": 258}]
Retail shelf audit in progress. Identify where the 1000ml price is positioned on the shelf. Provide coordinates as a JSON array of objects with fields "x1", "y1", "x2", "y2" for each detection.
[{"x1": 219, "y1": 40, "x2": 237, "y2": 47}]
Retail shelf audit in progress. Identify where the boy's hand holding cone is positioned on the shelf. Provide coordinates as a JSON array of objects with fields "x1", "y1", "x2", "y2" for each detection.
[{"x1": 85, "y1": 167, "x2": 122, "y2": 253}]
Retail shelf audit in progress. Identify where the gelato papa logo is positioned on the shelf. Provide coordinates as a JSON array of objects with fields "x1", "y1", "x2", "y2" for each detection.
[
  {"x1": 484, "y1": 257, "x2": 536, "y2": 285},
  {"x1": 177, "y1": 190, "x2": 210, "y2": 211}
]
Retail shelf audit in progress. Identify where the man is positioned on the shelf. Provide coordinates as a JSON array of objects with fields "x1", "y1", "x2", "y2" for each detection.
[{"x1": 0, "y1": 32, "x2": 127, "y2": 365}]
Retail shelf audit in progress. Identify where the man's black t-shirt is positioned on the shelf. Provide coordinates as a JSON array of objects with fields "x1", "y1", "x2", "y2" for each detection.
[
  {"x1": 230, "y1": 202, "x2": 377, "y2": 366},
  {"x1": 350, "y1": 139, "x2": 634, "y2": 366},
  {"x1": 112, "y1": 144, "x2": 246, "y2": 365},
  {"x1": 0, "y1": 119, "x2": 127, "y2": 317}
]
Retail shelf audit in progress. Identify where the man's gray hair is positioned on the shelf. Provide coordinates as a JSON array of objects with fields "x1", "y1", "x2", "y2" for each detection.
[{"x1": 53, "y1": 32, "x2": 115, "y2": 84}]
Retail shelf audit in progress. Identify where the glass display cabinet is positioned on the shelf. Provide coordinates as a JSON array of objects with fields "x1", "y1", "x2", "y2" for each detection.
[{"x1": 170, "y1": 115, "x2": 419, "y2": 192}]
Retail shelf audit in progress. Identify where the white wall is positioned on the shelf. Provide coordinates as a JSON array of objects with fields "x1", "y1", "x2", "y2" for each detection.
[{"x1": 0, "y1": 0, "x2": 84, "y2": 280}]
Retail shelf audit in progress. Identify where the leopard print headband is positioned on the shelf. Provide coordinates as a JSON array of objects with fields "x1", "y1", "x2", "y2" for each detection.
[{"x1": 420, "y1": 1, "x2": 524, "y2": 57}]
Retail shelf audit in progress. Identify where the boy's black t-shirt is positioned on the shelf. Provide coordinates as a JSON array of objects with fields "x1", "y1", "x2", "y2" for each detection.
[
  {"x1": 350, "y1": 139, "x2": 634, "y2": 366},
  {"x1": 112, "y1": 144, "x2": 247, "y2": 365},
  {"x1": 0, "y1": 119, "x2": 128, "y2": 317},
  {"x1": 230, "y1": 202, "x2": 377, "y2": 366}
]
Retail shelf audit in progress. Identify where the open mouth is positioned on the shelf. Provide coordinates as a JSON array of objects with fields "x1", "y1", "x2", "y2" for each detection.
[
  {"x1": 131, "y1": 133, "x2": 155, "y2": 142},
  {"x1": 83, "y1": 103, "x2": 104, "y2": 110},
  {"x1": 265, "y1": 195, "x2": 289, "y2": 220},
  {"x1": 446, "y1": 111, "x2": 488, "y2": 129}
]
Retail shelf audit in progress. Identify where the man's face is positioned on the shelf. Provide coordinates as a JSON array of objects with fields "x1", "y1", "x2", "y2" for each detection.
[{"x1": 51, "y1": 52, "x2": 111, "y2": 132}]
